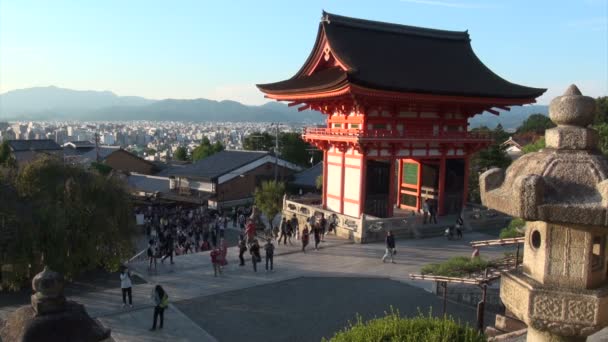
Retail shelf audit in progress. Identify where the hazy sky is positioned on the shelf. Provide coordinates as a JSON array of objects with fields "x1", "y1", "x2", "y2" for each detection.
[{"x1": 1, "y1": 0, "x2": 606, "y2": 105}]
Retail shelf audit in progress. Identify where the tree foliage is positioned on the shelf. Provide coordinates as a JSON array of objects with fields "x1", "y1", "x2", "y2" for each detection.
[
  {"x1": 243, "y1": 132, "x2": 275, "y2": 151},
  {"x1": 593, "y1": 96, "x2": 608, "y2": 124},
  {"x1": 499, "y1": 218, "x2": 526, "y2": 238},
  {"x1": 316, "y1": 175, "x2": 323, "y2": 190},
  {"x1": 0, "y1": 157, "x2": 135, "y2": 289},
  {"x1": 521, "y1": 137, "x2": 546, "y2": 154},
  {"x1": 253, "y1": 180, "x2": 285, "y2": 231},
  {"x1": 325, "y1": 309, "x2": 484, "y2": 342},
  {"x1": 421, "y1": 256, "x2": 494, "y2": 277},
  {"x1": 192, "y1": 137, "x2": 224, "y2": 162},
  {"x1": 244, "y1": 131, "x2": 320, "y2": 167},
  {"x1": 174, "y1": 146, "x2": 188, "y2": 161},
  {"x1": 0, "y1": 141, "x2": 16, "y2": 168},
  {"x1": 516, "y1": 113, "x2": 555, "y2": 134}
]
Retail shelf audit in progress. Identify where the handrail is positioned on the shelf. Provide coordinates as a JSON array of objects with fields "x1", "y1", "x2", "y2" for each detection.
[{"x1": 127, "y1": 248, "x2": 148, "y2": 264}]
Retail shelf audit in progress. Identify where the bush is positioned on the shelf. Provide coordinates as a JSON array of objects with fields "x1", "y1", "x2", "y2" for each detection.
[
  {"x1": 499, "y1": 218, "x2": 525, "y2": 238},
  {"x1": 325, "y1": 309, "x2": 485, "y2": 342},
  {"x1": 420, "y1": 256, "x2": 494, "y2": 277}
]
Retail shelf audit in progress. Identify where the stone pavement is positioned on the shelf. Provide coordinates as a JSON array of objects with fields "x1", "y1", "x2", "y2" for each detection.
[{"x1": 0, "y1": 230, "x2": 517, "y2": 341}]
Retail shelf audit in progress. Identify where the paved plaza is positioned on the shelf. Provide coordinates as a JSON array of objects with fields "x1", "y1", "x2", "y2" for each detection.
[{"x1": 0, "y1": 228, "x2": 519, "y2": 341}]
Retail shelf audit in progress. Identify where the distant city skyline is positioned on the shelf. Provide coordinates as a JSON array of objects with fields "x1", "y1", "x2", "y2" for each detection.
[{"x1": 1, "y1": 0, "x2": 606, "y2": 106}]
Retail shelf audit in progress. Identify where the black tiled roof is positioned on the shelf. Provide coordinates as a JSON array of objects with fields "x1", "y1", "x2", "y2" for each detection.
[
  {"x1": 166, "y1": 150, "x2": 269, "y2": 181},
  {"x1": 7, "y1": 139, "x2": 62, "y2": 152},
  {"x1": 257, "y1": 11, "x2": 545, "y2": 99},
  {"x1": 291, "y1": 162, "x2": 322, "y2": 188}
]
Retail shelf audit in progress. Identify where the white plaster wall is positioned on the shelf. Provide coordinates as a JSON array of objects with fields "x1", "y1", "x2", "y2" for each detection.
[
  {"x1": 344, "y1": 167, "x2": 361, "y2": 201},
  {"x1": 343, "y1": 202, "x2": 360, "y2": 218},
  {"x1": 327, "y1": 197, "x2": 341, "y2": 213},
  {"x1": 429, "y1": 149, "x2": 441, "y2": 156},
  {"x1": 327, "y1": 154, "x2": 342, "y2": 164},
  {"x1": 327, "y1": 164, "x2": 342, "y2": 196},
  {"x1": 344, "y1": 156, "x2": 361, "y2": 167}
]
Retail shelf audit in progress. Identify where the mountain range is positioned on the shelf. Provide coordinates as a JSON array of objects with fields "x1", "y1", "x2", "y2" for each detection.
[{"x1": 0, "y1": 86, "x2": 547, "y2": 129}]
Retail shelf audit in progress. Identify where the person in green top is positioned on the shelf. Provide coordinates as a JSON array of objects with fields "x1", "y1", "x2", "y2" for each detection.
[{"x1": 150, "y1": 285, "x2": 169, "y2": 331}]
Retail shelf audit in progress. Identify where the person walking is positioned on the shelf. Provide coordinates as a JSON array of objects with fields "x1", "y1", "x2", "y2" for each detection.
[
  {"x1": 422, "y1": 199, "x2": 430, "y2": 224},
  {"x1": 150, "y1": 285, "x2": 169, "y2": 331},
  {"x1": 301, "y1": 226, "x2": 310, "y2": 253},
  {"x1": 264, "y1": 239, "x2": 275, "y2": 271},
  {"x1": 147, "y1": 239, "x2": 157, "y2": 271},
  {"x1": 120, "y1": 266, "x2": 133, "y2": 308},
  {"x1": 290, "y1": 214, "x2": 299, "y2": 240},
  {"x1": 278, "y1": 217, "x2": 288, "y2": 245},
  {"x1": 250, "y1": 239, "x2": 261, "y2": 272},
  {"x1": 320, "y1": 214, "x2": 327, "y2": 242},
  {"x1": 286, "y1": 220, "x2": 293, "y2": 245},
  {"x1": 429, "y1": 199, "x2": 438, "y2": 224},
  {"x1": 161, "y1": 232, "x2": 174, "y2": 265},
  {"x1": 210, "y1": 247, "x2": 222, "y2": 277},
  {"x1": 313, "y1": 224, "x2": 321, "y2": 250},
  {"x1": 245, "y1": 219, "x2": 256, "y2": 247},
  {"x1": 382, "y1": 230, "x2": 396, "y2": 263},
  {"x1": 238, "y1": 236, "x2": 247, "y2": 266},
  {"x1": 219, "y1": 238, "x2": 228, "y2": 267}
]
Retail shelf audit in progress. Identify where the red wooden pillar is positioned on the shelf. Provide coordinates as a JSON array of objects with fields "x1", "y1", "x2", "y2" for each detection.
[
  {"x1": 462, "y1": 155, "x2": 470, "y2": 210},
  {"x1": 388, "y1": 158, "x2": 396, "y2": 217},
  {"x1": 322, "y1": 149, "x2": 328, "y2": 209},
  {"x1": 438, "y1": 156, "x2": 446, "y2": 216},
  {"x1": 396, "y1": 159, "x2": 403, "y2": 207},
  {"x1": 359, "y1": 155, "x2": 367, "y2": 217},
  {"x1": 416, "y1": 159, "x2": 423, "y2": 211},
  {"x1": 339, "y1": 150, "x2": 346, "y2": 214}
]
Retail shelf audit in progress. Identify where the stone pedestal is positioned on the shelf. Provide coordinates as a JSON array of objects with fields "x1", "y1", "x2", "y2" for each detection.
[
  {"x1": 480, "y1": 85, "x2": 608, "y2": 342},
  {"x1": 0, "y1": 266, "x2": 111, "y2": 342}
]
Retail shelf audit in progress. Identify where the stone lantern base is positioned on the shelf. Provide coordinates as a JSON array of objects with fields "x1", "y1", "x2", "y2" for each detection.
[
  {"x1": 501, "y1": 271, "x2": 608, "y2": 340},
  {"x1": 0, "y1": 300, "x2": 111, "y2": 342}
]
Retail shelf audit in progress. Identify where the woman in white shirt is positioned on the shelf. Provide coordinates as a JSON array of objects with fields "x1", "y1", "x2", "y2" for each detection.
[{"x1": 120, "y1": 266, "x2": 133, "y2": 308}]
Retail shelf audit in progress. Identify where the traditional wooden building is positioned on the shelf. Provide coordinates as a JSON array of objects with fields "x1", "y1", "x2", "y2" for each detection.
[{"x1": 258, "y1": 12, "x2": 545, "y2": 218}]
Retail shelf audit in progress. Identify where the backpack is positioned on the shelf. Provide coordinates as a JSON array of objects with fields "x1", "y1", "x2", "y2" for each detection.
[{"x1": 160, "y1": 293, "x2": 169, "y2": 308}]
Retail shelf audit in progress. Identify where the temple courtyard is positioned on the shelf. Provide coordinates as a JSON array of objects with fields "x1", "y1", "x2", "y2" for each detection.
[
  {"x1": 0, "y1": 227, "x2": 506, "y2": 341},
  {"x1": 1, "y1": 226, "x2": 607, "y2": 341}
]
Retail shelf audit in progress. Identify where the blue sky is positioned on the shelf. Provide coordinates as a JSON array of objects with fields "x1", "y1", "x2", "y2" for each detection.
[{"x1": 1, "y1": 0, "x2": 606, "y2": 105}]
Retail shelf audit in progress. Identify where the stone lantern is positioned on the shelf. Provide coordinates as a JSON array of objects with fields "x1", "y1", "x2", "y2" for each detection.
[
  {"x1": 480, "y1": 85, "x2": 608, "y2": 341},
  {"x1": 0, "y1": 266, "x2": 111, "y2": 342}
]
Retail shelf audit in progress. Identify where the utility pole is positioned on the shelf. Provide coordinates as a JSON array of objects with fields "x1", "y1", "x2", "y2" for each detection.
[
  {"x1": 274, "y1": 123, "x2": 279, "y2": 182},
  {"x1": 94, "y1": 132, "x2": 100, "y2": 162}
]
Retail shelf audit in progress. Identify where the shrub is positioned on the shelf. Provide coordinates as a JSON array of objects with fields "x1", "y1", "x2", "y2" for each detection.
[
  {"x1": 499, "y1": 218, "x2": 525, "y2": 239},
  {"x1": 420, "y1": 256, "x2": 493, "y2": 277},
  {"x1": 325, "y1": 309, "x2": 485, "y2": 342}
]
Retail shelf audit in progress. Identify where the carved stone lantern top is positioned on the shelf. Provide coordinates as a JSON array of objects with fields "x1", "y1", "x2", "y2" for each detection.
[
  {"x1": 31, "y1": 266, "x2": 65, "y2": 300},
  {"x1": 480, "y1": 85, "x2": 608, "y2": 227}
]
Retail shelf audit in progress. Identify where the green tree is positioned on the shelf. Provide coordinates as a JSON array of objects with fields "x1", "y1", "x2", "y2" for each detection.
[
  {"x1": 2, "y1": 157, "x2": 135, "y2": 289},
  {"x1": 254, "y1": 180, "x2": 285, "y2": 232},
  {"x1": 316, "y1": 175, "x2": 323, "y2": 190},
  {"x1": 593, "y1": 96, "x2": 608, "y2": 124},
  {"x1": 493, "y1": 123, "x2": 510, "y2": 144},
  {"x1": 521, "y1": 137, "x2": 546, "y2": 154},
  {"x1": 516, "y1": 113, "x2": 555, "y2": 134},
  {"x1": 499, "y1": 218, "x2": 526, "y2": 238},
  {"x1": 174, "y1": 146, "x2": 188, "y2": 161},
  {"x1": 243, "y1": 132, "x2": 274, "y2": 151},
  {"x1": 467, "y1": 144, "x2": 511, "y2": 204},
  {"x1": 192, "y1": 137, "x2": 224, "y2": 162},
  {"x1": 594, "y1": 123, "x2": 608, "y2": 155},
  {"x1": 0, "y1": 141, "x2": 16, "y2": 168}
]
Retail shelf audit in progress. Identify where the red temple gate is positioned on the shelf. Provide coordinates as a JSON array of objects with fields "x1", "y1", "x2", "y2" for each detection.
[{"x1": 258, "y1": 12, "x2": 545, "y2": 218}]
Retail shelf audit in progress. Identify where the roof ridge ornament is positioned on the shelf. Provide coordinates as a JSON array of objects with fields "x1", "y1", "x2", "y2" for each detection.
[{"x1": 321, "y1": 13, "x2": 331, "y2": 24}]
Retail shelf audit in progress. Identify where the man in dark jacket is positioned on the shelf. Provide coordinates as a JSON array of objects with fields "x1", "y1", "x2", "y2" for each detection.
[{"x1": 382, "y1": 231, "x2": 396, "y2": 263}]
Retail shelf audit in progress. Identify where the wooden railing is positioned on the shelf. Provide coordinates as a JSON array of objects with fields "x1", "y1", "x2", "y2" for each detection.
[{"x1": 303, "y1": 127, "x2": 492, "y2": 142}]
